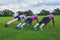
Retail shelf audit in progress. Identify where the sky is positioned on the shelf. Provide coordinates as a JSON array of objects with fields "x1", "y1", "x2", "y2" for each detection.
[{"x1": 0, "y1": 0, "x2": 60, "y2": 14}]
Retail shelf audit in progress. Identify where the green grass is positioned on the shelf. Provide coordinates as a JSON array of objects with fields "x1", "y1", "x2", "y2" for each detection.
[{"x1": 0, "y1": 16, "x2": 60, "y2": 40}]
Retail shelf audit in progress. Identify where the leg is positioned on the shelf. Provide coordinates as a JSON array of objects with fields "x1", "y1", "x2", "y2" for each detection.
[
  {"x1": 43, "y1": 24, "x2": 47, "y2": 29},
  {"x1": 33, "y1": 23, "x2": 39, "y2": 30},
  {"x1": 5, "y1": 18, "x2": 18, "y2": 27},
  {"x1": 16, "y1": 23, "x2": 22, "y2": 28},
  {"x1": 39, "y1": 23, "x2": 45, "y2": 31},
  {"x1": 7, "y1": 18, "x2": 18, "y2": 24},
  {"x1": 20, "y1": 23, "x2": 26, "y2": 29},
  {"x1": 39, "y1": 17, "x2": 50, "y2": 31}
]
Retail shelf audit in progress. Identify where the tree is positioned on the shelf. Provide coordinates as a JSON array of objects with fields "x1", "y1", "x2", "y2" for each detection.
[
  {"x1": 38, "y1": 9, "x2": 50, "y2": 15},
  {"x1": 0, "y1": 11, "x2": 4, "y2": 16},
  {"x1": 53, "y1": 8, "x2": 60, "y2": 15},
  {"x1": 3, "y1": 9, "x2": 14, "y2": 16},
  {"x1": 25, "y1": 10, "x2": 33, "y2": 16},
  {"x1": 17, "y1": 11, "x2": 23, "y2": 15},
  {"x1": 17, "y1": 10, "x2": 33, "y2": 16}
]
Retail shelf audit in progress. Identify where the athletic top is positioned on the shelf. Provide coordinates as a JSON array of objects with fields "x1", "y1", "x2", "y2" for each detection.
[
  {"x1": 46, "y1": 14, "x2": 54, "y2": 20},
  {"x1": 30, "y1": 15, "x2": 38, "y2": 20},
  {"x1": 18, "y1": 15, "x2": 26, "y2": 20}
]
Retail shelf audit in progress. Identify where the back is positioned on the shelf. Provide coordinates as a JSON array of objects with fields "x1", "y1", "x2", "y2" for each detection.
[
  {"x1": 30, "y1": 15, "x2": 38, "y2": 20},
  {"x1": 18, "y1": 15, "x2": 26, "y2": 19},
  {"x1": 46, "y1": 14, "x2": 54, "y2": 20}
]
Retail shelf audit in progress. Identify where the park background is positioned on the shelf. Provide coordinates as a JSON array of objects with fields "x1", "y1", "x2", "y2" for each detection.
[{"x1": 0, "y1": 0, "x2": 60, "y2": 40}]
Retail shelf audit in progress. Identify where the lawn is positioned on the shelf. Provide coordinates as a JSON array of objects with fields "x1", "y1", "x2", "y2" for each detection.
[{"x1": 0, "y1": 16, "x2": 60, "y2": 40}]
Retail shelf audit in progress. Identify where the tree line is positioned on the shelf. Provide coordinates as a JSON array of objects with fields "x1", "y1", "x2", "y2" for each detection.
[{"x1": 0, "y1": 8, "x2": 60, "y2": 16}]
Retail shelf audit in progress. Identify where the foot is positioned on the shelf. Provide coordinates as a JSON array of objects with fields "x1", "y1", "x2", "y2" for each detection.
[
  {"x1": 40, "y1": 27, "x2": 43, "y2": 31},
  {"x1": 16, "y1": 26, "x2": 19, "y2": 29},
  {"x1": 34, "y1": 27, "x2": 37, "y2": 31},
  {"x1": 20, "y1": 26, "x2": 23, "y2": 30},
  {"x1": 5, "y1": 24, "x2": 9, "y2": 27}
]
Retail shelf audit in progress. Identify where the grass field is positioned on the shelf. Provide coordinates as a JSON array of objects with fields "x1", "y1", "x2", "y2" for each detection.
[{"x1": 0, "y1": 16, "x2": 60, "y2": 40}]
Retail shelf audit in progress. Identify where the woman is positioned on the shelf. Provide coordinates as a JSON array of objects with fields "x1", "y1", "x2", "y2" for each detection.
[
  {"x1": 33, "y1": 13, "x2": 55, "y2": 31},
  {"x1": 5, "y1": 13, "x2": 26, "y2": 27},
  {"x1": 16, "y1": 15, "x2": 39, "y2": 29}
]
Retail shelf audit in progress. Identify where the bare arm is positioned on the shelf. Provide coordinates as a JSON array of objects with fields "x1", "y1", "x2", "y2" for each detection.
[
  {"x1": 36, "y1": 19, "x2": 39, "y2": 23},
  {"x1": 24, "y1": 16, "x2": 26, "y2": 21},
  {"x1": 52, "y1": 18, "x2": 56, "y2": 28}
]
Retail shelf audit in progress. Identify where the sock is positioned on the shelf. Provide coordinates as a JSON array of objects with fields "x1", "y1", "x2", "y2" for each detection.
[
  {"x1": 40, "y1": 26, "x2": 43, "y2": 31},
  {"x1": 34, "y1": 26, "x2": 37, "y2": 30},
  {"x1": 20, "y1": 26, "x2": 23, "y2": 29},
  {"x1": 19, "y1": 23, "x2": 25, "y2": 29}
]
